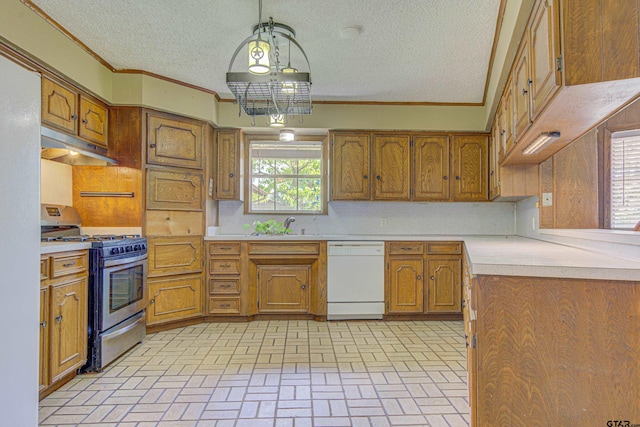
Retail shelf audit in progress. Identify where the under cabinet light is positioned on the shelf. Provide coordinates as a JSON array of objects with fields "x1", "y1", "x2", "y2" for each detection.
[{"x1": 522, "y1": 132, "x2": 561, "y2": 155}]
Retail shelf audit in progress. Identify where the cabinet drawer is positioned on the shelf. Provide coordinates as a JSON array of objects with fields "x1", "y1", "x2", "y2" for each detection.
[
  {"x1": 210, "y1": 278, "x2": 240, "y2": 294},
  {"x1": 426, "y1": 241, "x2": 462, "y2": 254},
  {"x1": 209, "y1": 242, "x2": 241, "y2": 255},
  {"x1": 210, "y1": 259, "x2": 240, "y2": 275},
  {"x1": 148, "y1": 236, "x2": 203, "y2": 277},
  {"x1": 40, "y1": 257, "x2": 49, "y2": 281},
  {"x1": 248, "y1": 242, "x2": 319, "y2": 255},
  {"x1": 388, "y1": 242, "x2": 424, "y2": 255},
  {"x1": 208, "y1": 297, "x2": 240, "y2": 314},
  {"x1": 50, "y1": 252, "x2": 88, "y2": 278}
]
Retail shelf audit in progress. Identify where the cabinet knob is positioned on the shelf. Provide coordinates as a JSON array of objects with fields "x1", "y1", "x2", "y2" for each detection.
[
  {"x1": 301, "y1": 284, "x2": 306, "y2": 290},
  {"x1": 500, "y1": 129, "x2": 506, "y2": 136},
  {"x1": 443, "y1": 176, "x2": 448, "y2": 180},
  {"x1": 55, "y1": 315, "x2": 63, "y2": 323},
  {"x1": 462, "y1": 301, "x2": 466, "y2": 308},
  {"x1": 527, "y1": 79, "x2": 532, "y2": 85},
  {"x1": 149, "y1": 143, "x2": 156, "y2": 148},
  {"x1": 430, "y1": 276, "x2": 435, "y2": 280},
  {"x1": 417, "y1": 275, "x2": 422, "y2": 280},
  {"x1": 229, "y1": 173, "x2": 234, "y2": 178},
  {"x1": 82, "y1": 119, "x2": 88, "y2": 124},
  {"x1": 71, "y1": 114, "x2": 77, "y2": 120},
  {"x1": 455, "y1": 176, "x2": 460, "y2": 180},
  {"x1": 40, "y1": 321, "x2": 47, "y2": 328},
  {"x1": 490, "y1": 170, "x2": 494, "y2": 176},
  {"x1": 376, "y1": 175, "x2": 381, "y2": 180},
  {"x1": 522, "y1": 88, "x2": 528, "y2": 96},
  {"x1": 150, "y1": 298, "x2": 155, "y2": 304},
  {"x1": 363, "y1": 175, "x2": 368, "y2": 179}
]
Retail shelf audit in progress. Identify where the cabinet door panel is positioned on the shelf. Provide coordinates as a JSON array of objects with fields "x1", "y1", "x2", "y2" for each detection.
[
  {"x1": 147, "y1": 113, "x2": 203, "y2": 169},
  {"x1": 452, "y1": 136, "x2": 488, "y2": 201},
  {"x1": 331, "y1": 133, "x2": 370, "y2": 200},
  {"x1": 529, "y1": 0, "x2": 560, "y2": 119},
  {"x1": 373, "y1": 134, "x2": 411, "y2": 200},
  {"x1": 513, "y1": 37, "x2": 532, "y2": 141},
  {"x1": 50, "y1": 277, "x2": 87, "y2": 383},
  {"x1": 41, "y1": 77, "x2": 78, "y2": 134},
  {"x1": 426, "y1": 258, "x2": 462, "y2": 313},
  {"x1": 147, "y1": 274, "x2": 203, "y2": 325},
  {"x1": 148, "y1": 236, "x2": 202, "y2": 277},
  {"x1": 502, "y1": 77, "x2": 515, "y2": 159},
  {"x1": 215, "y1": 129, "x2": 240, "y2": 200},
  {"x1": 258, "y1": 265, "x2": 310, "y2": 313},
  {"x1": 146, "y1": 168, "x2": 204, "y2": 211},
  {"x1": 78, "y1": 95, "x2": 108, "y2": 147},
  {"x1": 388, "y1": 258, "x2": 423, "y2": 313},
  {"x1": 413, "y1": 136, "x2": 450, "y2": 200}
]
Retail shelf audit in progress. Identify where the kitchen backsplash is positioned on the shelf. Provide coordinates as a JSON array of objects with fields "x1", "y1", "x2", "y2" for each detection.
[
  {"x1": 217, "y1": 200, "x2": 516, "y2": 236},
  {"x1": 41, "y1": 159, "x2": 72, "y2": 206}
]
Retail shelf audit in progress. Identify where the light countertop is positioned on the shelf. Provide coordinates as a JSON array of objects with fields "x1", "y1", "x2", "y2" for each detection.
[
  {"x1": 41, "y1": 241, "x2": 92, "y2": 254},
  {"x1": 205, "y1": 234, "x2": 640, "y2": 281}
]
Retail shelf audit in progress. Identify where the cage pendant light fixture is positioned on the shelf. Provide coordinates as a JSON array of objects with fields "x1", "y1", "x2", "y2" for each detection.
[{"x1": 226, "y1": 0, "x2": 312, "y2": 121}]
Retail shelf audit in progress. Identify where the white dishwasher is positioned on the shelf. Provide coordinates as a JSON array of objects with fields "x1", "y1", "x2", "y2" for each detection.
[{"x1": 327, "y1": 241, "x2": 385, "y2": 320}]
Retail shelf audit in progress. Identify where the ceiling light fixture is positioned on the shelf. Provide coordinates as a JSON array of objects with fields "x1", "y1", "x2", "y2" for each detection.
[
  {"x1": 521, "y1": 131, "x2": 561, "y2": 155},
  {"x1": 279, "y1": 129, "x2": 295, "y2": 142},
  {"x1": 269, "y1": 114, "x2": 285, "y2": 128},
  {"x1": 226, "y1": 0, "x2": 312, "y2": 125}
]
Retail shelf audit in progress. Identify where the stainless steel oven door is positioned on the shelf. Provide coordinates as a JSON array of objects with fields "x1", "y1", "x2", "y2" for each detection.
[{"x1": 101, "y1": 254, "x2": 148, "y2": 331}]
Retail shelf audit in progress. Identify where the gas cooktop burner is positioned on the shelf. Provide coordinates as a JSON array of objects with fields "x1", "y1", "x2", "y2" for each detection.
[{"x1": 41, "y1": 234, "x2": 143, "y2": 243}]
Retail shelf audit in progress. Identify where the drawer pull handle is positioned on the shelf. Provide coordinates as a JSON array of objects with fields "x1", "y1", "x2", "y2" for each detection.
[
  {"x1": 55, "y1": 315, "x2": 63, "y2": 323},
  {"x1": 220, "y1": 246, "x2": 232, "y2": 250},
  {"x1": 222, "y1": 263, "x2": 231, "y2": 268},
  {"x1": 40, "y1": 321, "x2": 47, "y2": 328},
  {"x1": 220, "y1": 284, "x2": 231, "y2": 288},
  {"x1": 400, "y1": 247, "x2": 413, "y2": 250},
  {"x1": 220, "y1": 303, "x2": 230, "y2": 308},
  {"x1": 62, "y1": 262, "x2": 75, "y2": 267}
]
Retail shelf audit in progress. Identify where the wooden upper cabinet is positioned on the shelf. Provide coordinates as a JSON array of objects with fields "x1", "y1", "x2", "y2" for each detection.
[
  {"x1": 215, "y1": 129, "x2": 241, "y2": 200},
  {"x1": 41, "y1": 77, "x2": 78, "y2": 134},
  {"x1": 331, "y1": 133, "x2": 371, "y2": 200},
  {"x1": 513, "y1": 37, "x2": 532, "y2": 142},
  {"x1": 529, "y1": 0, "x2": 560, "y2": 119},
  {"x1": 257, "y1": 265, "x2": 310, "y2": 313},
  {"x1": 41, "y1": 77, "x2": 108, "y2": 148},
  {"x1": 78, "y1": 95, "x2": 107, "y2": 147},
  {"x1": 501, "y1": 77, "x2": 515, "y2": 158},
  {"x1": 146, "y1": 168, "x2": 204, "y2": 211},
  {"x1": 489, "y1": 120, "x2": 501, "y2": 200},
  {"x1": 413, "y1": 136, "x2": 450, "y2": 201},
  {"x1": 426, "y1": 258, "x2": 462, "y2": 313},
  {"x1": 452, "y1": 135, "x2": 488, "y2": 201},
  {"x1": 147, "y1": 112, "x2": 204, "y2": 170},
  {"x1": 387, "y1": 258, "x2": 423, "y2": 313},
  {"x1": 372, "y1": 134, "x2": 411, "y2": 200}
]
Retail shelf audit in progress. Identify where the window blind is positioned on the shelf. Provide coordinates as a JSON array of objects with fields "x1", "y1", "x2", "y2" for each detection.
[{"x1": 610, "y1": 130, "x2": 640, "y2": 229}]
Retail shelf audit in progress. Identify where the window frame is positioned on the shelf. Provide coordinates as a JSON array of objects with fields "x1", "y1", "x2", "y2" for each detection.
[
  {"x1": 604, "y1": 127, "x2": 640, "y2": 230},
  {"x1": 243, "y1": 133, "x2": 329, "y2": 215}
]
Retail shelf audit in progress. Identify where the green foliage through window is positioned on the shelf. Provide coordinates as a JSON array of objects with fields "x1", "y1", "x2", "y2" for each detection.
[{"x1": 249, "y1": 141, "x2": 323, "y2": 213}]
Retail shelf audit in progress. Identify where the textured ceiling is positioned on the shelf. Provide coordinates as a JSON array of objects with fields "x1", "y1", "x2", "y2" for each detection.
[{"x1": 30, "y1": 0, "x2": 501, "y2": 103}]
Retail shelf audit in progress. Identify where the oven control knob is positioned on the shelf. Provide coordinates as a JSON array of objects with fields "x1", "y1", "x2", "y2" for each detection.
[
  {"x1": 110, "y1": 248, "x2": 118, "y2": 255},
  {"x1": 125, "y1": 246, "x2": 132, "y2": 252},
  {"x1": 134, "y1": 244, "x2": 140, "y2": 251}
]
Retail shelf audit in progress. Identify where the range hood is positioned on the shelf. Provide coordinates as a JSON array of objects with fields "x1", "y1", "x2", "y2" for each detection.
[{"x1": 41, "y1": 126, "x2": 118, "y2": 165}]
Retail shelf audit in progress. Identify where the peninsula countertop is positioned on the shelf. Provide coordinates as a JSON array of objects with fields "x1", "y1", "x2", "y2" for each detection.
[{"x1": 205, "y1": 234, "x2": 640, "y2": 281}]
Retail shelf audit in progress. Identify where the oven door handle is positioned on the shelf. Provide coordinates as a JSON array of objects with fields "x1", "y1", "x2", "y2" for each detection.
[
  {"x1": 104, "y1": 312, "x2": 145, "y2": 340},
  {"x1": 103, "y1": 253, "x2": 148, "y2": 268}
]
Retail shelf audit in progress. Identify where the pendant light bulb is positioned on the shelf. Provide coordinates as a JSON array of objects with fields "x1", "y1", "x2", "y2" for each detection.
[{"x1": 269, "y1": 114, "x2": 286, "y2": 128}]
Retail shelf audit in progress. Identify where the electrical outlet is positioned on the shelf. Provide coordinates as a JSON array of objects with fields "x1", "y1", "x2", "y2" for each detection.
[
  {"x1": 208, "y1": 178, "x2": 214, "y2": 197},
  {"x1": 532, "y1": 216, "x2": 536, "y2": 231},
  {"x1": 380, "y1": 217, "x2": 388, "y2": 228},
  {"x1": 542, "y1": 192, "x2": 553, "y2": 207}
]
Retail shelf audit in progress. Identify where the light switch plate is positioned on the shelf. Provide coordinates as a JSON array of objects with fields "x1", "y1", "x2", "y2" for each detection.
[{"x1": 542, "y1": 192, "x2": 552, "y2": 207}]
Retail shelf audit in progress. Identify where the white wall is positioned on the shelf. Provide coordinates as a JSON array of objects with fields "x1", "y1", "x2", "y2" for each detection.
[
  {"x1": 40, "y1": 159, "x2": 73, "y2": 206},
  {"x1": 0, "y1": 55, "x2": 41, "y2": 426},
  {"x1": 218, "y1": 200, "x2": 516, "y2": 236}
]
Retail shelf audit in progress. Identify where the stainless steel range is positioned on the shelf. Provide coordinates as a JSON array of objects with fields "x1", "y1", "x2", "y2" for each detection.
[{"x1": 41, "y1": 204, "x2": 148, "y2": 372}]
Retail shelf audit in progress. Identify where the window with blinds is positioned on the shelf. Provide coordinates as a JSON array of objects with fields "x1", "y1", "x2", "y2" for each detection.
[
  {"x1": 249, "y1": 140, "x2": 323, "y2": 213},
  {"x1": 610, "y1": 130, "x2": 640, "y2": 229}
]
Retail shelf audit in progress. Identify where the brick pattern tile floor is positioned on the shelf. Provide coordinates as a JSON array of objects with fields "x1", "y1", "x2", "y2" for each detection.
[{"x1": 39, "y1": 320, "x2": 469, "y2": 427}]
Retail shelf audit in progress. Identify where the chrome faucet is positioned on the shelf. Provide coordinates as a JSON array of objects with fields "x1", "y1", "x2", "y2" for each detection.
[{"x1": 283, "y1": 216, "x2": 296, "y2": 230}]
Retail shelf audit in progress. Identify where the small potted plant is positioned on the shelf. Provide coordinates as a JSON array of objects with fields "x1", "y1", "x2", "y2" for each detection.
[{"x1": 244, "y1": 220, "x2": 292, "y2": 236}]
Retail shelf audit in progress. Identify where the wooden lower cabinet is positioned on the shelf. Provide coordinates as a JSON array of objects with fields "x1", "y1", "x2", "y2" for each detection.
[
  {"x1": 39, "y1": 283, "x2": 49, "y2": 392},
  {"x1": 426, "y1": 258, "x2": 461, "y2": 313},
  {"x1": 257, "y1": 265, "x2": 310, "y2": 313},
  {"x1": 40, "y1": 250, "x2": 89, "y2": 399},
  {"x1": 50, "y1": 277, "x2": 88, "y2": 383},
  {"x1": 148, "y1": 236, "x2": 203, "y2": 278},
  {"x1": 386, "y1": 242, "x2": 462, "y2": 318},
  {"x1": 387, "y1": 258, "x2": 423, "y2": 313},
  {"x1": 147, "y1": 274, "x2": 203, "y2": 325}
]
